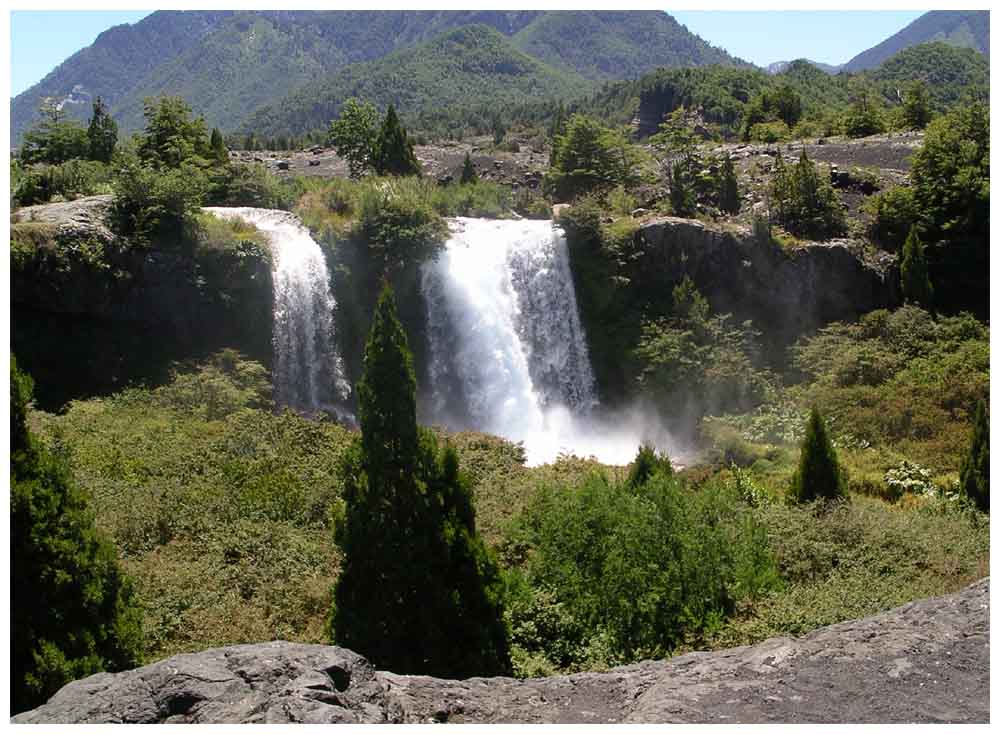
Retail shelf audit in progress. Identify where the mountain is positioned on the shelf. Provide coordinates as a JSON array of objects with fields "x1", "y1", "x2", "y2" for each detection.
[
  {"x1": 842, "y1": 10, "x2": 988, "y2": 72},
  {"x1": 767, "y1": 60, "x2": 841, "y2": 75},
  {"x1": 870, "y1": 42, "x2": 989, "y2": 109},
  {"x1": 10, "y1": 11, "x2": 234, "y2": 140},
  {"x1": 510, "y1": 11, "x2": 745, "y2": 80},
  {"x1": 243, "y1": 25, "x2": 593, "y2": 138},
  {"x1": 12, "y1": 10, "x2": 745, "y2": 143}
]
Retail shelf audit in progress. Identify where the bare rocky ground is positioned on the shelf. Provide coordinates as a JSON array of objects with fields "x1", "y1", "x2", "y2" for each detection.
[
  {"x1": 231, "y1": 133, "x2": 549, "y2": 191},
  {"x1": 14, "y1": 578, "x2": 988, "y2": 724}
]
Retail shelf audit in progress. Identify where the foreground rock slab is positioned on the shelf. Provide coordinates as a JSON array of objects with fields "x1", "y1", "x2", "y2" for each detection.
[{"x1": 14, "y1": 579, "x2": 989, "y2": 724}]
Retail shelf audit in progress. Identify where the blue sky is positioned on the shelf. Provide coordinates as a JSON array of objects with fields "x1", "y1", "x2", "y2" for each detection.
[
  {"x1": 10, "y1": 9, "x2": 927, "y2": 97},
  {"x1": 670, "y1": 11, "x2": 925, "y2": 67},
  {"x1": 10, "y1": 11, "x2": 152, "y2": 96}
]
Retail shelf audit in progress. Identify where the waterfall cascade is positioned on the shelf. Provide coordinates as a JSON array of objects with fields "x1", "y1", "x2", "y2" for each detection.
[
  {"x1": 422, "y1": 217, "x2": 659, "y2": 465},
  {"x1": 204, "y1": 207, "x2": 350, "y2": 417}
]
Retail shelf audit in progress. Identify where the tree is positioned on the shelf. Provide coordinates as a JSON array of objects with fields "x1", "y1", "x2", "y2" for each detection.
[
  {"x1": 909, "y1": 102, "x2": 988, "y2": 315},
  {"x1": 11, "y1": 356, "x2": 142, "y2": 714},
  {"x1": 842, "y1": 80, "x2": 886, "y2": 138},
  {"x1": 209, "y1": 127, "x2": 228, "y2": 166},
  {"x1": 900, "y1": 225, "x2": 933, "y2": 307},
  {"x1": 770, "y1": 151, "x2": 846, "y2": 240},
  {"x1": 959, "y1": 400, "x2": 989, "y2": 513},
  {"x1": 372, "y1": 104, "x2": 421, "y2": 177},
  {"x1": 20, "y1": 99, "x2": 89, "y2": 165},
  {"x1": 901, "y1": 80, "x2": 932, "y2": 130},
  {"x1": 86, "y1": 97, "x2": 117, "y2": 163},
  {"x1": 331, "y1": 285, "x2": 510, "y2": 678},
  {"x1": 137, "y1": 96, "x2": 210, "y2": 169},
  {"x1": 717, "y1": 154, "x2": 740, "y2": 215},
  {"x1": 328, "y1": 98, "x2": 380, "y2": 179},
  {"x1": 789, "y1": 407, "x2": 847, "y2": 503},
  {"x1": 547, "y1": 114, "x2": 641, "y2": 201},
  {"x1": 460, "y1": 152, "x2": 478, "y2": 184}
]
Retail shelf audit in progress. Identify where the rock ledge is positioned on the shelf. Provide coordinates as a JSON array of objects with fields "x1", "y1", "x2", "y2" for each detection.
[{"x1": 14, "y1": 579, "x2": 988, "y2": 724}]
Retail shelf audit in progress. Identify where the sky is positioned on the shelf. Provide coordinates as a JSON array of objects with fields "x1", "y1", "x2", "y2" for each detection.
[
  {"x1": 670, "y1": 10, "x2": 925, "y2": 68},
  {"x1": 10, "y1": 11, "x2": 152, "y2": 96},
  {"x1": 9, "y1": 9, "x2": 929, "y2": 97}
]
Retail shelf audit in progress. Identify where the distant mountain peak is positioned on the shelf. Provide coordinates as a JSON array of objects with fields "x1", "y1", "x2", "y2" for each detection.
[{"x1": 842, "y1": 10, "x2": 988, "y2": 72}]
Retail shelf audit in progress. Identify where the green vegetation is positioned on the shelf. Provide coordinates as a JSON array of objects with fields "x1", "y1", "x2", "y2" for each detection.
[
  {"x1": 770, "y1": 151, "x2": 847, "y2": 240},
  {"x1": 460, "y1": 152, "x2": 478, "y2": 184},
  {"x1": 371, "y1": 105, "x2": 421, "y2": 177},
  {"x1": 545, "y1": 114, "x2": 643, "y2": 200},
  {"x1": 327, "y1": 99, "x2": 380, "y2": 179},
  {"x1": 87, "y1": 98, "x2": 118, "y2": 164},
  {"x1": 332, "y1": 285, "x2": 510, "y2": 677},
  {"x1": 505, "y1": 456, "x2": 779, "y2": 670},
  {"x1": 245, "y1": 24, "x2": 593, "y2": 141},
  {"x1": 789, "y1": 408, "x2": 847, "y2": 503},
  {"x1": 959, "y1": 401, "x2": 989, "y2": 513},
  {"x1": 900, "y1": 226, "x2": 933, "y2": 307},
  {"x1": 11, "y1": 356, "x2": 142, "y2": 714}
]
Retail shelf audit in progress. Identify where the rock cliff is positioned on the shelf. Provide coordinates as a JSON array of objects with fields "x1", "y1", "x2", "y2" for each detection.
[
  {"x1": 14, "y1": 579, "x2": 988, "y2": 724},
  {"x1": 10, "y1": 196, "x2": 273, "y2": 409},
  {"x1": 636, "y1": 216, "x2": 899, "y2": 346}
]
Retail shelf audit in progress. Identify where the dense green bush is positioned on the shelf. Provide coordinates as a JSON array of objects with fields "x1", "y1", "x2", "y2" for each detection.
[
  {"x1": 110, "y1": 154, "x2": 208, "y2": 240},
  {"x1": 332, "y1": 285, "x2": 510, "y2": 677},
  {"x1": 636, "y1": 277, "x2": 773, "y2": 418},
  {"x1": 507, "y1": 456, "x2": 779, "y2": 666},
  {"x1": 355, "y1": 179, "x2": 448, "y2": 276},
  {"x1": 12, "y1": 159, "x2": 112, "y2": 206},
  {"x1": 864, "y1": 185, "x2": 917, "y2": 250},
  {"x1": 909, "y1": 102, "x2": 989, "y2": 315},
  {"x1": 770, "y1": 151, "x2": 846, "y2": 240},
  {"x1": 546, "y1": 114, "x2": 643, "y2": 200},
  {"x1": 11, "y1": 356, "x2": 143, "y2": 714}
]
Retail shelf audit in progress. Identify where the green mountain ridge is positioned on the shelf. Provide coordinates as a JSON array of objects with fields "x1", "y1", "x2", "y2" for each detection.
[
  {"x1": 842, "y1": 10, "x2": 988, "y2": 72},
  {"x1": 11, "y1": 10, "x2": 744, "y2": 143},
  {"x1": 243, "y1": 24, "x2": 594, "y2": 139}
]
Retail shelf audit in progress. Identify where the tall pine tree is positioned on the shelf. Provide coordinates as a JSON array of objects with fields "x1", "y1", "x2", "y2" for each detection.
[
  {"x1": 11, "y1": 356, "x2": 142, "y2": 714},
  {"x1": 372, "y1": 105, "x2": 421, "y2": 177},
  {"x1": 960, "y1": 400, "x2": 989, "y2": 513},
  {"x1": 718, "y1": 154, "x2": 740, "y2": 215},
  {"x1": 460, "y1": 152, "x2": 478, "y2": 184},
  {"x1": 900, "y1": 225, "x2": 934, "y2": 307},
  {"x1": 790, "y1": 407, "x2": 847, "y2": 503},
  {"x1": 209, "y1": 127, "x2": 228, "y2": 166},
  {"x1": 331, "y1": 284, "x2": 510, "y2": 678},
  {"x1": 86, "y1": 97, "x2": 117, "y2": 163}
]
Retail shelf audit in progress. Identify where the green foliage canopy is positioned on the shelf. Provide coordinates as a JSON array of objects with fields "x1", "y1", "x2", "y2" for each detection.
[
  {"x1": 11, "y1": 356, "x2": 143, "y2": 714},
  {"x1": 331, "y1": 285, "x2": 511, "y2": 678}
]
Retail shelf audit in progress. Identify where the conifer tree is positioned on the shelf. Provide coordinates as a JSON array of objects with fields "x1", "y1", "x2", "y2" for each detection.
[
  {"x1": 86, "y1": 97, "x2": 117, "y2": 163},
  {"x1": 718, "y1": 154, "x2": 740, "y2": 214},
  {"x1": 902, "y1": 80, "x2": 932, "y2": 130},
  {"x1": 331, "y1": 285, "x2": 510, "y2": 678},
  {"x1": 209, "y1": 127, "x2": 228, "y2": 166},
  {"x1": 372, "y1": 104, "x2": 421, "y2": 177},
  {"x1": 460, "y1": 152, "x2": 478, "y2": 184},
  {"x1": 960, "y1": 400, "x2": 989, "y2": 513},
  {"x1": 11, "y1": 356, "x2": 142, "y2": 714},
  {"x1": 900, "y1": 225, "x2": 934, "y2": 307},
  {"x1": 789, "y1": 407, "x2": 847, "y2": 503}
]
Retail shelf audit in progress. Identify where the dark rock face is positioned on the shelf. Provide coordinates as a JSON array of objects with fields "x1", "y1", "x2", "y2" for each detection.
[
  {"x1": 15, "y1": 580, "x2": 988, "y2": 724},
  {"x1": 636, "y1": 217, "x2": 900, "y2": 347},
  {"x1": 11, "y1": 196, "x2": 273, "y2": 410}
]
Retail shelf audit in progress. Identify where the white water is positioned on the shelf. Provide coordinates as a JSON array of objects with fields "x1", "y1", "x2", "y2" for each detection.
[
  {"x1": 204, "y1": 207, "x2": 350, "y2": 417},
  {"x1": 422, "y1": 218, "x2": 671, "y2": 466}
]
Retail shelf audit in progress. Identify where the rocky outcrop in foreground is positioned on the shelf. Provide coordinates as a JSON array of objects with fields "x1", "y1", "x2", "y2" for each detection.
[{"x1": 15, "y1": 580, "x2": 988, "y2": 724}]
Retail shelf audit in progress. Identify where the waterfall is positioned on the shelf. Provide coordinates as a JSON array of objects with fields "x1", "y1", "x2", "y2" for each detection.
[
  {"x1": 204, "y1": 207, "x2": 350, "y2": 418},
  {"x1": 422, "y1": 217, "x2": 655, "y2": 466}
]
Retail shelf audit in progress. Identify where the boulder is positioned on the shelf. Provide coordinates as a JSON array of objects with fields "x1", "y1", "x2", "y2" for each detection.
[{"x1": 13, "y1": 580, "x2": 989, "y2": 724}]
